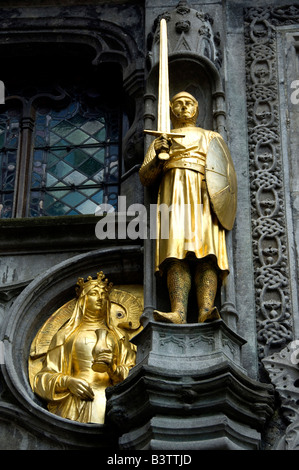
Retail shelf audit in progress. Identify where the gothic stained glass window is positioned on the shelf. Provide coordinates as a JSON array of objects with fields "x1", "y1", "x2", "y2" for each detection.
[
  {"x1": 0, "y1": 109, "x2": 20, "y2": 218},
  {"x1": 29, "y1": 98, "x2": 120, "y2": 217}
]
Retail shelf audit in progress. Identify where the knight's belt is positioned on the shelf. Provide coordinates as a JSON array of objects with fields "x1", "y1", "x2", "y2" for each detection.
[{"x1": 163, "y1": 155, "x2": 205, "y2": 175}]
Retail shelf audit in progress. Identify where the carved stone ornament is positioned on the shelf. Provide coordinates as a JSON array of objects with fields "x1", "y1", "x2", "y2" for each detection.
[
  {"x1": 244, "y1": 5, "x2": 295, "y2": 361},
  {"x1": 147, "y1": 0, "x2": 222, "y2": 71},
  {"x1": 263, "y1": 341, "x2": 299, "y2": 450}
]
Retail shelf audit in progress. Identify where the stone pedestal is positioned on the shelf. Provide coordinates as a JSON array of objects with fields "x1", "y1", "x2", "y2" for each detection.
[{"x1": 106, "y1": 320, "x2": 274, "y2": 450}]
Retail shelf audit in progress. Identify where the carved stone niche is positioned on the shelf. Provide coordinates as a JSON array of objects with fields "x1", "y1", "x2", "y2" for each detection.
[
  {"x1": 0, "y1": 245, "x2": 143, "y2": 449},
  {"x1": 145, "y1": 0, "x2": 226, "y2": 137},
  {"x1": 143, "y1": 0, "x2": 238, "y2": 330}
]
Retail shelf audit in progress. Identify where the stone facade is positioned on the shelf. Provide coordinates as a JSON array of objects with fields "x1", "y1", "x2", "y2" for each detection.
[{"x1": 0, "y1": 0, "x2": 298, "y2": 451}]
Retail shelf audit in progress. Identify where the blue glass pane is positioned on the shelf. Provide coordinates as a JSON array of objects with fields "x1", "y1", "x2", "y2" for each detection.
[
  {"x1": 61, "y1": 191, "x2": 86, "y2": 206},
  {"x1": 76, "y1": 199, "x2": 99, "y2": 214},
  {"x1": 91, "y1": 190, "x2": 103, "y2": 204}
]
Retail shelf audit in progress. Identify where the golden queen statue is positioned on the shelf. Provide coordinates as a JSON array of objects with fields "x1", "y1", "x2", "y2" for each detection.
[
  {"x1": 139, "y1": 19, "x2": 236, "y2": 326},
  {"x1": 29, "y1": 272, "x2": 141, "y2": 424}
]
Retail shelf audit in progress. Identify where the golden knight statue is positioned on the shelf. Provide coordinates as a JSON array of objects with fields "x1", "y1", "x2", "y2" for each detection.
[
  {"x1": 29, "y1": 272, "x2": 142, "y2": 424},
  {"x1": 139, "y1": 21, "x2": 237, "y2": 325},
  {"x1": 140, "y1": 91, "x2": 237, "y2": 325}
]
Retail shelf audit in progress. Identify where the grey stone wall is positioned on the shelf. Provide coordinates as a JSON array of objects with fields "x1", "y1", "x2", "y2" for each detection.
[{"x1": 0, "y1": 0, "x2": 298, "y2": 450}]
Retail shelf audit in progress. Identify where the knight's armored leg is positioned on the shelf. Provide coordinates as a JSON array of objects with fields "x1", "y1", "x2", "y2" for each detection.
[
  {"x1": 153, "y1": 260, "x2": 191, "y2": 324},
  {"x1": 195, "y1": 258, "x2": 221, "y2": 323}
]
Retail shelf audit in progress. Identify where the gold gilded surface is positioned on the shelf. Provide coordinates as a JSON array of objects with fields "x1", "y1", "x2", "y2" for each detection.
[
  {"x1": 29, "y1": 273, "x2": 143, "y2": 424},
  {"x1": 144, "y1": 20, "x2": 185, "y2": 155},
  {"x1": 205, "y1": 136, "x2": 237, "y2": 231},
  {"x1": 140, "y1": 88, "x2": 237, "y2": 324}
]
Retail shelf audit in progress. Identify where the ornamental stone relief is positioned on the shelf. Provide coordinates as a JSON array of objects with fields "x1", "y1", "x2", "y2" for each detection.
[
  {"x1": 244, "y1": 5, "x2": 296, "y2": 361},
  {"x1": 147, "y1": 0, "x2": 222, "y2": 71}
]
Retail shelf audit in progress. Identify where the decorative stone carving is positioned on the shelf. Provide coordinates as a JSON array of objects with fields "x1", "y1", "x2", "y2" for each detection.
[
  {"x1": 147, "y1": 0, "x2": 222, "y2": 71},
  {"x1": 263, "y1": 341, "x2": 299, "y2": 449},
  {"x1": 244, "y1": 6, "x2": 294, "y2": 361},
  {"x1": 106, "y1": 321, "x2": 274, "y2": 450}
]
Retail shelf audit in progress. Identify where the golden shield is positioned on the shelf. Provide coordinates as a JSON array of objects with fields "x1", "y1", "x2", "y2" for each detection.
[{"x1": 205, "y1": 136, "x2": 237, "y2": 231}]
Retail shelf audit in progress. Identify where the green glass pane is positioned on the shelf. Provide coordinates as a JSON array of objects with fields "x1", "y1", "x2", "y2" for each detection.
[
  {"x1": 63, "y1": 170, "x2": 87, "y2": 185},
  {"x1": 51, "y1": 148, "x2": 68, "y2": 158},
  {"x1": 46, "y1": 173, "x2": 58, "y2": 187},
  {"x1": 64, "y1": 149, "x2": 87, "y2": 167},
  {"x1": 43, "y1": 193, "x2": 56, "y2": 209},
  {"x1": 66, "y1": 129, "x2": 88, "y2": 145},
  {"x1": 80, "y1": 188, "x2": 99, "y2": 197},
  {"x1": 52, "y1": 139, "x2": 70, "y2": 148},
  {"x1": 49, "y1": 190, "x2": 69, "y2": 199},
  {"x1": 76, "y1": 199, "x2": 98, "y2": 214},
  {"x1": 84, "y1": 138, "x2": 99, "y2": 145},
  {"x1": 47, "y1": 153, "x2": 59, "y2": 167},
  {"x1": 49, "y1": 134, "x2": 60, "y2": 146},
  {"x1": 61, "y1": 191, "x2": 86, "y2": 207},
  {"x1": 79, "y1": 158, "x2": 103, "y2": 177},
  {"x1": 81, "y1": 120, "x2": 104, "y2": 135},
  {"x1": 93, "y1": 149, "x2": 105, "y2": 163},
  {"x1": 94, "y1": 127, "x2": 106, "y2": 141},
  {"x1": 83, "y1": 179, "x2": 96, "y2": 186},
  {"x1": 46, "y1": 201, "x2": 70, "y2": 216},
  {"x1": 69, "y1": 114, "x2": 86, "y2": 127},
  {"x1": 52, "y1": 121, "x2": 74, "y2": 138},
  {"x1": 49, "y1": 160, "x2": 72, "y2": 178}
]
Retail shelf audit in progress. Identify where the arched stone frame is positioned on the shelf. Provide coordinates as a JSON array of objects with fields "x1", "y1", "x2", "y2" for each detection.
[
  {"x1": 0, "y1": 13, "x2": 145, "y2": 213},
  {"x1": 0, "y1": 244, "x2": 143, "y2": 447}
]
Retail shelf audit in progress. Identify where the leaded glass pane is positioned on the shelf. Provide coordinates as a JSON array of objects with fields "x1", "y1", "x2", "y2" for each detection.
[{"x1": 29, "y1": 96, "x2": 120, "y2": 216}]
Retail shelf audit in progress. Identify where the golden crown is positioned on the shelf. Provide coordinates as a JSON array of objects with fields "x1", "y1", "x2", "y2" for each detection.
[{"x1": 75, "y1": 271, "x2": 113, "y2": 297}]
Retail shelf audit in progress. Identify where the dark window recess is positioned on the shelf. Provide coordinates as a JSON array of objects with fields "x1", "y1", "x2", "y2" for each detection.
[{"x1": 0, "y1": 50, "x2": 123, "y2": 218}]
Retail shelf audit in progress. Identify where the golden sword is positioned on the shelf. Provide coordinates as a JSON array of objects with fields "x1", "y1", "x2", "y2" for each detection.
[{"x1": 144, "y1": 18, "x2": 184, "y2": 160}]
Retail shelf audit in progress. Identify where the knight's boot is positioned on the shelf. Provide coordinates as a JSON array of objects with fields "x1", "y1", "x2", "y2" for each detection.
[
  {"x1": 153, "y1": 310, "x2": 186, "y2": 324},
  {"x1": 154, "y1": 260, "x2": 191, "y2": 325},
  {"x1": 198, "y1": 306, "x2": 221, "y2": 323},
  {"x1": 195, "y1": 259, "x2": 219, "y2": 324}
]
